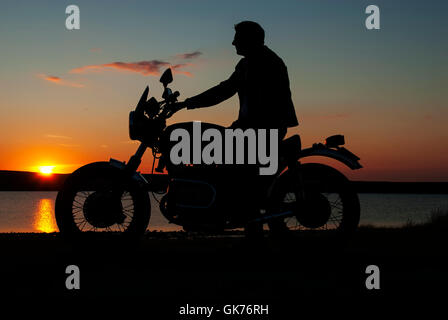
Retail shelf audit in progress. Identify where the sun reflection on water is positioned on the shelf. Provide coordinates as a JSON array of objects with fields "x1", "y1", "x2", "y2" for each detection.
[{"x1": 34, "y1": 199, "x2": 58, "y2": 233}]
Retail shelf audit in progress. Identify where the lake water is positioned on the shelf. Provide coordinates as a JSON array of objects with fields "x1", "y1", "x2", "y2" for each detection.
[{"x1": 0, "y1": 192, "x2": 447, "y2": 233}]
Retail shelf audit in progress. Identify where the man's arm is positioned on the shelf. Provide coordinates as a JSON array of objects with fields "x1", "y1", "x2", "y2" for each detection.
[{"x1": 184, "y1": 65, "x2": 240, "y2": 109}]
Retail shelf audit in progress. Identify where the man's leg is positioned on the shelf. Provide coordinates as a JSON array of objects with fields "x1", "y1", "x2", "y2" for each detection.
[
  {"x1": 245, "y1": 127, "x2": 288, "y2": 239},
  {"x1": 243, "y1": 165, "x2": 265, "y2": 240},
  {"x1": 266, "y1": 127, "x2": 291, "y2": 236}
]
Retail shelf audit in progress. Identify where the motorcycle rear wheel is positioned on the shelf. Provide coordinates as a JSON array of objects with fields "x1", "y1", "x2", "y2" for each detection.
[
  {"x1": 55, "y1": 162, "x2": 150, "y2": 237},
  {"x1": 271, "y1": 163, "x2": 360, "y2": 238}
]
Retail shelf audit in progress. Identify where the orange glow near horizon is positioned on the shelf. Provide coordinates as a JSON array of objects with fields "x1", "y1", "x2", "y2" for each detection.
[
  {"x1": 0, "y1": 98, "x2": 447, "y2": 181},
  {"x1": 1, "y1": 123, "x2": 448, "y2": 182},
  {"x1": 38, "y1": 166, "x2": 55, "y2": 176}
]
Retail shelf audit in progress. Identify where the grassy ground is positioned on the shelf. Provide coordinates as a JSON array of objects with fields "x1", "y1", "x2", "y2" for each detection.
[{"x1": 0, "y1": 210, "x2": 446, "y2": 314}]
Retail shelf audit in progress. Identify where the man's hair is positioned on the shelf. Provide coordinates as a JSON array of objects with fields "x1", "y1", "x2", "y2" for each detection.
[{"x1": 234, "y1": 21, "x2": 265, "y2": 46}]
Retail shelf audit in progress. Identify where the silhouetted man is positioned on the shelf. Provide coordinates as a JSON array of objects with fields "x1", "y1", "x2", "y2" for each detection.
[
  {"x1": 181, "y1": 21, "x2": 298, "y2": 134},
  {"x1": 177, "y1": 21, "x2": 298, "y2": 238}
]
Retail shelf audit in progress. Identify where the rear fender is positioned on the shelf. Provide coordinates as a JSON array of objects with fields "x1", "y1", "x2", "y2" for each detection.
[{"x1": 298, "y1": 144, "x2": 362, "y2": 170}]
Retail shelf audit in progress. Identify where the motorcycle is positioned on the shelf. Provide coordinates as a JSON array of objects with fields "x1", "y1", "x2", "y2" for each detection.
[{"x1": 55, "y1": 68, "x2": 362, "y2": 238}]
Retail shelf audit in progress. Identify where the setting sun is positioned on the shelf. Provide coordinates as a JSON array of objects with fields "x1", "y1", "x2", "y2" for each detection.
[{"x1": 39, "y1": 166, "x2": 55, "y2": 175}]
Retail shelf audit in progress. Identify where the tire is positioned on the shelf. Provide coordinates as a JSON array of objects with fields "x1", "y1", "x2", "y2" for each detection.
[
  {"x1": 55, "y1": 162, "x2": 150, "y2": 237},
  {"x1": 270, "y1": 163, "x2": 360, "y2": 238}
]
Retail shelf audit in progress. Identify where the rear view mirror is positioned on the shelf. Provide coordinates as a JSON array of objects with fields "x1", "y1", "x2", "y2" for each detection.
[{"x1": 160, "y1": 68, "x2": 173, "y2": 87}]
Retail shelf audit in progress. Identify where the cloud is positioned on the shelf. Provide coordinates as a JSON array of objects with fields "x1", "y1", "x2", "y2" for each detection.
[
  {"x1": 99, "y1": 60, "x2": 170, "y2": 76},
  {"x1": 170, "y1": 63, "x2": 193, "y2": 77},
  {"x1": 44, "y1": 75, "x2": 62, "y2": 83},
  {"x1": 45, "y1": 134, "x2": 72, "y2": 140},
  {"x1": 70, "y1": 60, "x2": 168, "y2": 76},
  {"x1": 58, "y1": 143, "x2": 80, "y2": 148},
  {"x1": 37, "y1": 74, "x2": 84, "y2": 88},
  {"x1": 70, "y1": 56, "x2": 197, "y2": 77},
  {"x1": 176, "y1": 51, "x2": 202, "y2": 60},
  {"x1": 71, "y1": 60, "x2": 193, "y2": 77}
]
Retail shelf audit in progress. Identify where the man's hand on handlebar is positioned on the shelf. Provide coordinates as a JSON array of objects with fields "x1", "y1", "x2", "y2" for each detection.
[
  {"x1": 162, "y1": 101, "x2": 188, "y2": 118},
  {"x1": 171, "y1": 101, "x2": 188, "y2": 113}
]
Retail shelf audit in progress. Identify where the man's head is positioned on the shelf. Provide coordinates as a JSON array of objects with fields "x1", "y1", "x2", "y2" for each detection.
[{"x1": 232, "y1": 21, "x2": 265, "y2": 56}]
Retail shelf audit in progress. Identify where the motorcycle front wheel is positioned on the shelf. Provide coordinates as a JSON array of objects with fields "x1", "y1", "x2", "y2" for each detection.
[
  {"x1": 55, "y1": 162, "x2": 150, "y2": 237},
  {"x1": 270, "y1": 163, "x2": 360, "y2": 238}
]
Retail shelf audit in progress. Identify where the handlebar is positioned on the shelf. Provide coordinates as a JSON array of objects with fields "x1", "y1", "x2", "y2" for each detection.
[
  {"x1": 134, "y1": 83, "x2": 184, "y2": 121},
  {"x1": 172, "y1": 91, "x2": 180, "y2": 100},
  {"x1": 158, "y1": 88, "x2": 184, "y2": 119},
  {"x1": 160, "y1": 101, "x2": 186, "y2": 119}
]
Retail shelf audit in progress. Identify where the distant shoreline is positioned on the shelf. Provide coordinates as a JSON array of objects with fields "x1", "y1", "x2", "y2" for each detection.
[{"x1": 0, "y1": 170, "x2": 447, "y2": 193}]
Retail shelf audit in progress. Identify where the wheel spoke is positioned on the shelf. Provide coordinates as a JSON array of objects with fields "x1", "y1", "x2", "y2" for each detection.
[
  {"x1": 122, "y1": 211, "x2": 133, "y2": 219},
  {"x1": 72, "y1": 208, "x2": 83, "y2": 214},
  {"x1": 122, "y1": 203, "x2": 135, "y2": 210},
  {"x1": 78, "y1": 220, "x2": 88, "y2": 231},
  {"x1": 73, "y1": 199, "x2": 85, "y2": 207}
]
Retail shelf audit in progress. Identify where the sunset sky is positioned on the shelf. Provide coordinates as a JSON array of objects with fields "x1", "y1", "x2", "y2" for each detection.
[{"x1": 0, "y1": 0, "x2": 447, "y2": 181}]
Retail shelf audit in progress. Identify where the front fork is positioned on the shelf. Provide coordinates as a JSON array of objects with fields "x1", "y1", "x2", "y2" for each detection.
[
  {"x1": 109, "y1": 142, "x2": 150, "y2": 188},
  {"x1": 107, "y1": 143, "x2": 148, "y2": 224},
  {"x1": 124, "y1": 143, "x2": 148, "y2": 173}
]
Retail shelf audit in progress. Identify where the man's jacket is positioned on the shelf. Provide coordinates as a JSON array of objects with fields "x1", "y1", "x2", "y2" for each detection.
[{"x1": 186, "y1": 45, "x2": 299, "y2": 129}]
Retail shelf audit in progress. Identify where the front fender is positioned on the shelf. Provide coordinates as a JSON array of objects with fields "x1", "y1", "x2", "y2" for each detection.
[
  {"x1": 298, "y1": 144, "x2": 362, "y2": 170},
  {"x1": 109, "y1": 158, "x2": 149, "y2": 187},
  {"x1": 63, "y1": 160, "x2": 148, "y2": 188}
]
